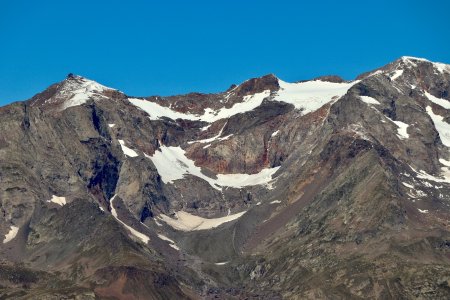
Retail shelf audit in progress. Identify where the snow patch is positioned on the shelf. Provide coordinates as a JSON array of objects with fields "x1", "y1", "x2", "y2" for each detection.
[
  {"x1": 157, "y1": 234, "x2": 180, "y2": 250},
  {"x1": 201, "y1": 124, "x2": 211, "y2": 131},
  {"x1": 426, "y1": 106, "x2": 450, "y2": 147},
  {"x1": 386, "y1": 117, "x2": 410, "y2": 139},
  {"x1": 157, "y1": 233, "x2": 175, "y2": 244},
  {"x1": 439, "y1": 159, "x2": 450, "y2": 167},
  {"x1": 169, "y1": 244, "x2": 180, "y2": 250},
  {"x1": 47, "y1": 195, "x2": 66, "y2": 206},
  {"x1": 270, "y1": 200, "x2": 282, "y2": 204},
  {"x1": 159, "y1": 210, "x2": 246, "y2": 231},
  {"x1": 424, "y1": 92, "x2": 450, "y2": 109},
  {"x1": 418, "y1": 209, "x2": 429, "y2": 214},
  {"x1": 360, "y1": 96, "x2": 381, "y2": 105},
  {"x1": 215, "y1": 261, "x2": 229, "y2": 265},
  {"x1": 215, "y1": 167, "x2": 280, "y2": 189},
  {"x1": 118, "y1": 140, "x2": 139, "y2": 157},
  {"x1": 393, "y1": 121, "x2": 410, "y2": 139},
  {"x1": 390, "y1": 69, "x2": 404, "y2": 81},
  {"x1": 188, "y1": 122, "x2": 232, "y2": 146},
  {"x1": 108, "y1": 124, "x2": 116, "y2": 128},
  {"x1": 110, "y1": 196, "x2": 150, "y2": 244},
  {"x1": 271, "y1": 130, "x2": 280, "y2": 137},
  {"x1": 3, "y1": 226, "x2": 19, "y2": 244},
  {"x1": 145, "y1": 146, "x2": 280, "y2": 190},
  {"x1": 441, "y1": 166, "x2": 450, "y2": 184},
  {"x1": 402, "y1": 182, "x2": 414, "y2": 189},
  {"x1": 416, "y1": 169, "x2": 450, "y2": 184}
]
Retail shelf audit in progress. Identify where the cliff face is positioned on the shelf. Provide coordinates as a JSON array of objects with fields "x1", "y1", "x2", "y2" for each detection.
[{"x1": 1, "y1": 57, "x2": 450, "y2": 299}]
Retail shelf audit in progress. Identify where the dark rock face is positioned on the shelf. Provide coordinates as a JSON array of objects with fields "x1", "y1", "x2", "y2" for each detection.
[
  {"x1": 312, "y1": 75, "x2": 346, "y2": 83},
  {"x1": 1, "y1": 57, "x2": 450, "y2": 298}
]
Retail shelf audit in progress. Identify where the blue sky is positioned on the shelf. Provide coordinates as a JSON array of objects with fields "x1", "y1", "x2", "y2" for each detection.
[{"x1": 1, "y1": 0, "x2": 449, "y2": 105}]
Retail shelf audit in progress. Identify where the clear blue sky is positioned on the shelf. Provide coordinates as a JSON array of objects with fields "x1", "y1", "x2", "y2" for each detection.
[{"x1": 1, "y1": 0, "x2": 449, "y2": 105}]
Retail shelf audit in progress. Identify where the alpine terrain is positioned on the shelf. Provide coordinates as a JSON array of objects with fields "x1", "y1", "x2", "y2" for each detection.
[{"x1": 1, "y1": 56, "x2": 450, "y2": 299}]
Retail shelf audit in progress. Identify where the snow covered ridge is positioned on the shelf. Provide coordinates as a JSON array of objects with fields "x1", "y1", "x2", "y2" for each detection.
[
  {"x1": 129, "y1": 78, "x2": 358, "y2": 122},
  {"x1": 3, "y1": 226, "x2": 19, "y2": 244},
  {"x1": 128, "y1": 90, "x2": 271, "y2": 123},
  {"x1": 59, "y1": 76, "x2": 114, "y2": 110},
  {"x1": 274, "y1": 79, "x2": 358, "y2": 114},
  {"x1": 158, "y1": 210, "x2": 246, "y2": 231},
  {"x1": 364, "y1": 56, "x2": 450, "y2": 79},
  {"x1": 145, "y1": 146, "x2": 280, "y2": 190},
  {"x1": 401, "y1": 56, "x2": 450, "y2": 73}
]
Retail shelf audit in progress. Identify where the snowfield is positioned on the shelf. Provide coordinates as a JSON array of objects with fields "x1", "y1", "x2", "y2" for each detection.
[
  {"x1": 274, "y1": 79, "x2": 358, "y2": 114},
  {"x1": 130, "y1": 78, "x2": 358, "y2": 122},
  {"x1": 145, "y1": 146, "x2": 280, "y2": 190},
  {"x1": 215, "y1": 167, "x2": 280, "y2": 189},
  {"x1": 159, "y1": 210, "x2": 246, "y2": 231},
  {"x1": 129, "y1": 90, "x2": 270, "y2": 123}
]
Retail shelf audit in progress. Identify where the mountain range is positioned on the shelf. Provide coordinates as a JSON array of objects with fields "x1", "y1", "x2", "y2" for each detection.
[{"x1": 1, "y1": 56, "x2": 450, "y2": 299}]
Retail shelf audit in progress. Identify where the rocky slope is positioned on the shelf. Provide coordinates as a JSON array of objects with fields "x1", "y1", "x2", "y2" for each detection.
[{"x1": 1, "y1": 56, "x2": 450, "y2": 299}]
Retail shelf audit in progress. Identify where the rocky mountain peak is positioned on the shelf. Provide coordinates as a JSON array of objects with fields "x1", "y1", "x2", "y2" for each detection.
[
  {"x1": 357, "y1": 56, "x2": 450, "y2": 81},
  {"x1": 233, "y1": 73, "x2": 280, "y2": 96},
  {"x1": 311, "y1": 75, "x2": 346, "y2": 83},
  {"x1": 30, "y1": 75, "x2": 118, "y2": 111}
]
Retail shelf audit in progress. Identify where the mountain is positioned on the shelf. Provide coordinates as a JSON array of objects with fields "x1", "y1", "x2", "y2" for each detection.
[{"x1": 1, "y1": 56, "x2": 450, "y2": 299}]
